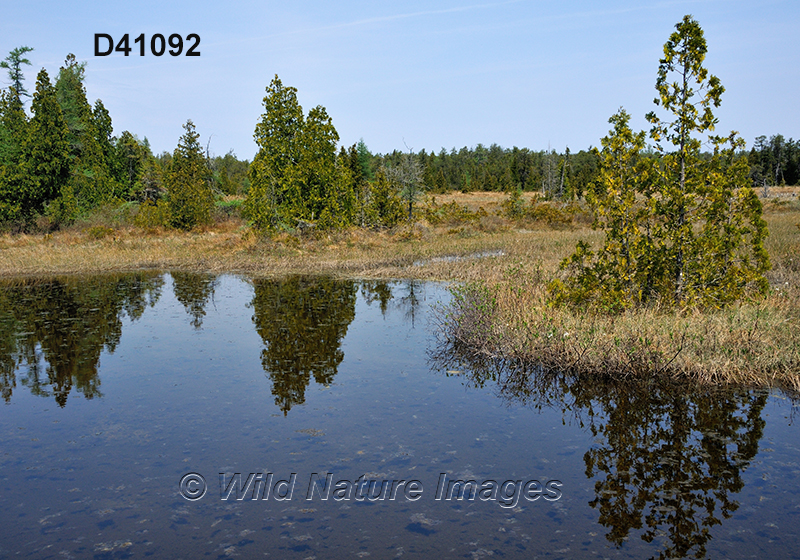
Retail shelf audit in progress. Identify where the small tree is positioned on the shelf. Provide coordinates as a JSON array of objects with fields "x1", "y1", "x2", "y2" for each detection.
[
  {"x1": 167, "y1": 120, "x2": 213, "y2": 230},
  {"x1": 386, "y1": 151, "x2": 425, "y2": 222},
  {"x1": 1, "y1": 46, "x2": 34, "y2": 103},
  {"x1": 550, "y1": 110, "x2": 659, "y2": 311},
  {"x1": 370, "y1": 167, "x2": 403, "y2": 227}
]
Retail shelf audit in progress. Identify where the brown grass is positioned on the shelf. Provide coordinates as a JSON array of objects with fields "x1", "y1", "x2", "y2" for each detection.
[
  {"x1": 1, "y1": 192, "x2": 798, "y2": 390},
  {"x1": 0, "y1": 192, "x2": 592, "y2": 280},
  {"x1": 430, "y1": 196, "x2": 800, "y2": 392}
]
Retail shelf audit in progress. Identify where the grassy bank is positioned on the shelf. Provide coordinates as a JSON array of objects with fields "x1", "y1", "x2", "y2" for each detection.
[
  {"x1": 432, "y1": 196, "x2": 800, "y2": 393},
  {"x1": 0, "y1": 191, "x2": 575, "y2": 279},
  {"x1": 2, "y1": 192, "x2": 799, "y2": 391}
]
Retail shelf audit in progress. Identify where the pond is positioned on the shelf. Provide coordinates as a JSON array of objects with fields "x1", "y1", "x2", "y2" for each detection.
[{"x1": 0, "y1": 272, "x2": 798, "y2": 559}]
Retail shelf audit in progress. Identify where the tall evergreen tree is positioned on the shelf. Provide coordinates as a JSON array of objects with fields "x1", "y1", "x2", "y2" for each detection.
[
  {"x1": 246, "y1": 75, "x2": 305, "y2": 229},
  {"x1": 55, "y1": 54, "x2": 116, "y2": 213},
  {"x1": 0, "y1": 89, "x2": 28, "y2": 223},
  {"x1": 167, "y1": 120, "x2": 213, "y2": 230},
  {"x1": 646, "y1": 15, "x2": 768, "y2": 305},
  {"x1": 552, "y1": 16, "x2": 769, "y2": 310},
  {"x1": 246, "y1": 75, "x2": 350, "y2": 231},
  {"x1": 19, "y1": 69, "x2": 70, "y2": 222}
]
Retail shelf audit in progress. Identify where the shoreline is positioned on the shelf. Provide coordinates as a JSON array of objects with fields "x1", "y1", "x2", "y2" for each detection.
[{"x1": 2, "y1": 198, "x2": 798, "y2": 391}]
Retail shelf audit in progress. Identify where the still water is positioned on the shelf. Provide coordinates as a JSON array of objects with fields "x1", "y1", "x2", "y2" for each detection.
[{"x1": 0, "y1": 272, "x2": 798, "y2": 559}]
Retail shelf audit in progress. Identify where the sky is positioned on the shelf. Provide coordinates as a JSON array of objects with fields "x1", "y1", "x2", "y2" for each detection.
[{"x1": 3, "y1": 0, "x2": 798, "y2": 160}]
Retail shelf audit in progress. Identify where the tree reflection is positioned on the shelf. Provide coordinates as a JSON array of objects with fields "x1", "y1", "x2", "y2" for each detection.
[
  {"x1": 171, "y1": 272, "x2": 217, "y2": 329},
  {"x1": 360, "y1": 280, "x2": 393, "y2": 316},
  {"x1": 579, "y1": 381, "x2": 766, "y2": 559},
  {"x1": 430, "y1": 346, "x2": 770, "y2": 559},
  {"x1": 0, "y1": 273, "x2": 163, "y2": 406},
  {"x1": 251, "y1": 276, "x2": 356, "y2": 415}
]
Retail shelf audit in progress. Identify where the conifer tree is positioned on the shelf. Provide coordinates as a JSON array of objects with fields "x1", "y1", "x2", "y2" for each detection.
[
  {"x1": 0, "y1": 46, "x2": 34, "y2": 103},
  {"x1": 0, "y1": 88, "x2": 29, "y2": 222},
  {"x1": 19, "y1": 69, "x2": 70, "y2": 222},
  {"x1": 370, "y1": 167, "x2": 403, "y2": 227},
  {"x1": 646, "y1": 15, "x2": 769, "y2": 305},
  {"x1": 551, "y1": 16, "x2": 769, "y2": 310},
  {"x1": 247, "y1": 76, "x2": 305, "y2": 229},
  {"x1": 55, "y1": 54, "x2": 116, "y2": 213},
  {"x1": 247, "y1": 75, "x2": 351, "y2": 231},
  {"x1": 167, "y1": 120, "x2": 213, "y2": 230}
]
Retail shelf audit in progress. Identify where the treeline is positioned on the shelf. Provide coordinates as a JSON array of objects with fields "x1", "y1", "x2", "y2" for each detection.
[
  {"x1": 749, "y1": 134, "x2": 800, "y2": 189},
  {"x1": 0, "y1": 47, "x2": 249, "y2": 232},
  {"x1": 1, "y1": 46, "x2": 797, "y2": 235},
  {"x1": 376, "y1": 144, "x2": 600, "y2": 199}
]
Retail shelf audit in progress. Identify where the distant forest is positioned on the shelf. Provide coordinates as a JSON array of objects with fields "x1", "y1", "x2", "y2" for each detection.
[{"x1": 0, "y1": 46, "x2": 797, "y2": 233}]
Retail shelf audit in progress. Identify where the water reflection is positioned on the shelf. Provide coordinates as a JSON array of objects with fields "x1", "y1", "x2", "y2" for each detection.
[
  {"x1": 0, "y1": 273, "x2": 163, "y2": 406},
  {"x1": 360, "y1": 280, "x2": 393, "y2": 316},
  {"x1": 250, "y1": 276, "x2": 357, "y2": 415},
  {"x1": 430, "y1": 350, "x2": 771, "y2": 559},
  {"x1": 0, "y1": 273, "x2": 400, "y2": 414},
  {"x1": 171, "y1": 272, "x2": 218, "y2": 329}
]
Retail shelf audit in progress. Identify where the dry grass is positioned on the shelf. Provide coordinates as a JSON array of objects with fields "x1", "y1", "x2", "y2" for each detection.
[
  {"x1": 0, "y1": 192, "x2": 592, "y2": 280},
  {"x1": 431, "y1": 196, "x2": 800, "y2": 392},
  {"x1": 2, "y1": 192, "x2": 798, "y2": 390}
]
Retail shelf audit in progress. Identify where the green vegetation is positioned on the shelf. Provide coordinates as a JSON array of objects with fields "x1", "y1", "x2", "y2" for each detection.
[
  {"x1": 432, "y1": 16, "x2": 800, "y2": 390},
  {"x1": 0, "y1": 46, "x2": 34, "y2": 103},
  {"x1": 246, "y1": 75, "x2": 345, "y2": 230},
  {"x1": 167, "y1": 120, "x2": 213, "y2": 230},
  {"x1": 551, "y1": 16, "x2": 769, "y2": 310},
  {"x1": 0, "y1": 17, "x2": 798, "y2": 390},
  {"x1": 0, "y1": 50, "x2": 251, "y2": 233}
]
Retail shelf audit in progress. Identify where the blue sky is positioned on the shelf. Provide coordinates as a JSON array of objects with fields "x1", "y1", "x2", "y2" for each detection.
[{"x1": 3, "y1": 0, "x2": 797, "y2": 159}]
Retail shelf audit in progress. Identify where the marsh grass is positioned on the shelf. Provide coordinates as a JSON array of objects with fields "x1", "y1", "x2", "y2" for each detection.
[
  {"x1": 434, "y1": 205, "x2": 800, "y2": 391},
  {"x1": 2, "y1": 191, "x2": 799, "y2": 388}
]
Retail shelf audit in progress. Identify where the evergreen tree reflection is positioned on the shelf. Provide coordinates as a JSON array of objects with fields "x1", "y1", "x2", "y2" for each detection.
[
  {"x1": 430, "y1": 347, "x2": 768, "y2": 559},
  {"x1": 0, "y1": 273, "x2": 163, "y2": 406},
  {"x1": 251, "y1": 276, "x2": 356, "y2": 415},
  {"x1": 171, "y1": 272, "x2": 217, "y2": 329},
  {"x1": 578, "y1": 381, "x2": 766, "y2": 559},
  {"x1": 360, "y1": 280, "x2": 393, "y2": 316}
]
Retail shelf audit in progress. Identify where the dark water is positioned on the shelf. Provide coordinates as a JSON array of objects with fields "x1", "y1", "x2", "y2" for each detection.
[{"x1": 0, "y1": 273, "x2": 798, "y2": 559}]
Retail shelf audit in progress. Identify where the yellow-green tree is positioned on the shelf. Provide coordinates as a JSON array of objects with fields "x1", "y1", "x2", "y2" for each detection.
[
  {"x1": 370, "y1": 167, "x2": 403, "y2": 228},
  {"x1": 552, "y1": 16, "x2": 769, "y2": 310},
  {"x1": 167, "y1": 120, "x2": 213, "y2": 230},
  {"x1": 647, "y1": 15, "x2": 769, "y2": 306},
  {"x1": 550, "y1": 110, "x2": 659, "y2": 311}
]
